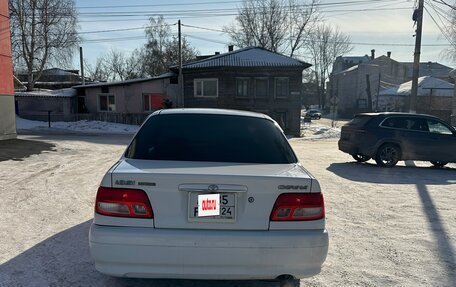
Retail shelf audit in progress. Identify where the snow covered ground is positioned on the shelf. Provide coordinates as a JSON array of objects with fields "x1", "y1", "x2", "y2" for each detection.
[
  {"x1": 16, "y1": 117, "x2": 139, "y2": 134},
  {"x1": 16, "y1": 116, "x2": 343, "y2": 139},
  {"x1": 0, "y1": 134, "x2": 454, "y2": 286},
  {"x1": 300, "y1": 122, "x2": 341, "y2": 140}
]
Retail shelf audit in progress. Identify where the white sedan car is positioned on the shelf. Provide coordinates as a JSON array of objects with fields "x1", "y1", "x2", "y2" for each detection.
[{"x1": 89, "y1": 108, "x2": 328, "y2": 280}]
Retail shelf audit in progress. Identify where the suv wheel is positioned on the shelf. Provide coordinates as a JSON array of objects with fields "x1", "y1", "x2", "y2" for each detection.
[
  {"x1": 352, "y1": 154, "x2": 371, "y2": 162},
  {"x1": 430, "y1": 161, "x2": 448, "y2": 167},
  {"x1": 375, "y1": 144, "x2": 401, "y2": 167}
]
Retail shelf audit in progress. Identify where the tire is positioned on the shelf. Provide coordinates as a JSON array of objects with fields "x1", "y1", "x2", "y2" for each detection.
[
  {"x1": 430, "y1": 161, "x2": 448, "y2": 167},
  {"x1": 352, "y1": 154, "x2": 371, "y2": 162},
  {"x1": 375, "y1": 144, "x2": 401, "y2": 167}
]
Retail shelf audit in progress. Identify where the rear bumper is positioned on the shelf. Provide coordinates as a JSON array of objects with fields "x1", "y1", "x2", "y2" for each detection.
[
  {"x1": 338, "y1": 140, "x2": 357, "y2": 154},
  {"x1": 89, "y1": 223, "x2": 329, "y2": 280},
  {"x1": 338, "y1": 140, "x2": 375, "y2": 157}
]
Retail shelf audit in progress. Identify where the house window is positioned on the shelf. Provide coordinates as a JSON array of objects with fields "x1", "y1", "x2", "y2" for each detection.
[
  {"x1": 274, "y1": 77, "x2": 289, "y2": 98},
  {"x1": 255, "y1": 78, "x2": 268, "y2": 98},
  {"x1": 99, "y1": 94, "x2": 115, "y2": 112},
  {"x1": 236, "y1": 78, "x2": 249, "y2": 98},
  {"x1": 194, "y1": 78, "x2": 218, "y2": 97},
  {"x1": 143, "y1": 93, "x2": 165, "y2": 112}
]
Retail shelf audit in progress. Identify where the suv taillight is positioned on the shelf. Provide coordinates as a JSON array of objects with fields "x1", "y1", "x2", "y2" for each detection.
[
  {"x1": 270, "y1": 193, "x2": 325, "y2": 221},
  {"x1": 95, "y1": 187, "x2": 153, "y2": 218}
]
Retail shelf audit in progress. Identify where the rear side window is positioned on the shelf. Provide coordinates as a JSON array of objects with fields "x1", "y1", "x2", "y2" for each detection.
[
  {"x1": 126, "y1": 114, "x2": 297, "y2": 164},
  {"x1": 381, "y1": 117, "x2": 429, "y2": 131}
]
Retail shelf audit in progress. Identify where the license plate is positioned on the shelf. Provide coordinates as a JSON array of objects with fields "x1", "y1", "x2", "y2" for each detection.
[{"x1": 188, "y1": 193, "x2": 236, "y2": 222}]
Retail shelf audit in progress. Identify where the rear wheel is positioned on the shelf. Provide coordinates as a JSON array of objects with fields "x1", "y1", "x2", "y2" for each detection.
[
  {"x1": 430, "y1": 161, "x2": 448, "y2": 167},
  {"x1": 375, "y1": 144, "x2": 401, "y2": 167},
  {"x1": 352, "y1": 154, "x2": 371, "y2": 162}
]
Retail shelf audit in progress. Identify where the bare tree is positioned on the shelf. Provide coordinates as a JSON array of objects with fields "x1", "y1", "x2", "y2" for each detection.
[
  {"x1": 89, "y1": 49, "x2": 144, "y2": 82},
  {"x1": 140, "y1": 16, "x2": 198, "y2": 76},
  {"x1": 9, "y1": 0, "x2": 80, "y2": 91},
  {"x1": 84, "y1": 57, "x2": 109, "y2": 82},
  {"x1": 224, "y1": 0, "x2": 320, "y2": 56},
  {"x1": 306, "y1": 24, "x2": 352, "y2": 109},
  {"x1": 84, "y1": 16, "x2": 198, "y2": 81},
  {"x1": 440, "y1": 3, "x2": 456, "y2": 64}
]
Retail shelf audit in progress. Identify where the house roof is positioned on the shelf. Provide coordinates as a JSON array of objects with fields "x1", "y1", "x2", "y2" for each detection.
[
  {"x1": 379, "y1": 76, "x2": 454, "y2": 97},
  {"x1": 41, "y1": 68, "x2": 80, "y2": 76},
  {"x1": 15, "y1": 88, "x2": 77, "y2": 98},
  {"x1": 402, "y1": 62, "x2": 453, "y2": 78},
  {"x1": 181, "y1": 47, "x2": 311, "y2": 69},
  {"x1": 339, "y1": 55, "x2": 370, "y2": 64},
  {"x1": 72, "y1": 72, "x2": 176, "y2": 89}
]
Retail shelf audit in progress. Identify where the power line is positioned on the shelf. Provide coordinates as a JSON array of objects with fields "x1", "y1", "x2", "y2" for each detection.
[
  {"x1": 431, "y1": 0, "x2": 456, "y2": 10},
  {"x1": 181, "y1": 24, "x2": 225, "y2": 33},
  {"x1": 74, "y1": 0, "x2": 401, "y2": 10},
  {"x1": 78, "y1": 25, "x2": 175, "y2": 35},
  {"x1": 426, "y1": 0, "x2": 452, "y2": 28},
  {"x1": 424, "y1": 5, "x2": 455, "y2": 46},
  {"x1": 182, "y1": 33, "x2": 231, "y2": 45}
]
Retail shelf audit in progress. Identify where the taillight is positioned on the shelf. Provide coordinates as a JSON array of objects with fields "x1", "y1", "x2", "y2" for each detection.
[
  {"x1": 270, "y1": 193, "x2": 325, "y2": 221},
  {"x1": 95, "y1": 187, "x2": 153, "y2": 218}
]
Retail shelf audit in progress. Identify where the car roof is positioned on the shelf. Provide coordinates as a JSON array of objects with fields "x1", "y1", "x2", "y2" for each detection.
[
  {"x1": 153, "y1": 108, "x2": 270, "y2": 120},
  {"x1": 357, "y1": 112, "x2": 441, "y2": 119}
]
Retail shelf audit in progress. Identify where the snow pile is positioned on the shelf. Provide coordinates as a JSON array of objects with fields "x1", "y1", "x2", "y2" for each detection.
[
  {"x1": 16, "y1": 117, "x2": 139, "y2": 134},
  {"x1": 299, "y1": 122, "x2": 341, "y2": 140}
]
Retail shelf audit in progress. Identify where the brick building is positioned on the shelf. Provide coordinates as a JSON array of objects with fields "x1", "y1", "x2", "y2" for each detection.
[{"x1": 0, "y1": 0, "x2": 16, "y2": 140}]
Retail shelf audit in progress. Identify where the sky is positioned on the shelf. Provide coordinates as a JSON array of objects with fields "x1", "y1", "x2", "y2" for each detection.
[{"x1": 74, "y1": 0, "x2": 455, "y2": 69}]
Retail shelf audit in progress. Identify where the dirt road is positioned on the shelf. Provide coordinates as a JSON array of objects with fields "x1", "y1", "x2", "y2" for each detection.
[{"x1": 0, "y1": 134, "x2": 454, "y2": 286}]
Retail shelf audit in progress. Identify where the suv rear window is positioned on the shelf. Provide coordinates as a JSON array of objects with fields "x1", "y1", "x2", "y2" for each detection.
[
  {"x1": 347, "y1": 115, "x2": 372, "y2": 127},
  {"x1": 126, "y1": 114, "x2": 297, "y2": 164}
]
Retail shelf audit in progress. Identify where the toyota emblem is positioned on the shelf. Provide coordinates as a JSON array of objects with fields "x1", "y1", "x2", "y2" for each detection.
[{"x1": 208, "y1": 184, "x2": 219, "y2": 192}]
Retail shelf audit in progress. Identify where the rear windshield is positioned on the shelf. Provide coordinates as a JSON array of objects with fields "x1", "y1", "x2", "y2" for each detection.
[
  {"x1": 125, "y1": 114, "x2": 297, "y2": 164},
  {"x1": 347, "y1": 115, "x2": 372, "y2": 127}
]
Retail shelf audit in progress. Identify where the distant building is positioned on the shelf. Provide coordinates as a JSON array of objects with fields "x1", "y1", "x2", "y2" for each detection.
[
  {"x1": 402, "y1": 62, "x2": 453, "y2": 82},
  {"x1": 332, "y1": 55, "x2": 371, "y2": 74},
  {"x1": 328, "y1": 49, "x2": 454, "y2": 118},
  {"x1": 16, "y1": 68, "x2": 91, "y2": 90},
  {"x1": 73, "y1": 73, "x2": 178, "y2": 124},
  {"x1": 376, "y1": 76, "x2": 454, "y2": 123},
  {"x1": 15, "y1": 89, "x2": 77, "y2": 122},
  {"x1": 0, "y1": 0, "x2": 16, "y2": 140}
]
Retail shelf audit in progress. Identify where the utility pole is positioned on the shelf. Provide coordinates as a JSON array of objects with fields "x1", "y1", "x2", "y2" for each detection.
[
  {"x1": 178, "y1": 20, "x2": 184, "y2": 108},
  {"x1": 79, "y1": 47, "x2": 85, "y2": 85},
  {"x1": 376, "y1": 72, "x2": 381, "y2": 111},
  {"x1": 410, "y1": 0, "x2": 424, "y2": 113},
  {"x1": 365, "y1": 74, "x2": 373, "y2": 112}
]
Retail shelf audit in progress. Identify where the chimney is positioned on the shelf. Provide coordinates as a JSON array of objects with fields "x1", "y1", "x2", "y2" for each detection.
[
  {"x1": 228, "y1": 45, "x2": 234, "y2": 52},
  {"x1": 215, "y1": 52, "x2": 220, "y2": 55},
  {"x1": 371, "y1": 49, "x2": 375, "y2": 60},
  {"x1": 387, "y1": 51, "x2": 391, "y2": 58}
]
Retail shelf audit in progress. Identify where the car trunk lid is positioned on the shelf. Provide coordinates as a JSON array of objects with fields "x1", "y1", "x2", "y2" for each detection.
[{"x1": 111, "y1": 159, "x2": 315, "y2": 230}]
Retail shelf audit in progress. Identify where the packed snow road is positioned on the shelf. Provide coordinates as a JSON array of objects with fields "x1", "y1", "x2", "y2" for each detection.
[{"x1": 0, "y1": 134, "x2": 455, "y2": 287}]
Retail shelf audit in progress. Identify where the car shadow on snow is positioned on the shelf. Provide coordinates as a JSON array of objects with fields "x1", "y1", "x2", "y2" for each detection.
[
  {"x1": 327, "y1": 161, "x2": 455, "y2": 185},
  {"x1": 0, "y1": 220, "x2": 299, "y2": 287},
  {"x1": 327, "y1": 162, "x2": 456, "y2": 286},
  {"x1": 0, "y1": 138, "x2": 56, "y2": 162}
]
